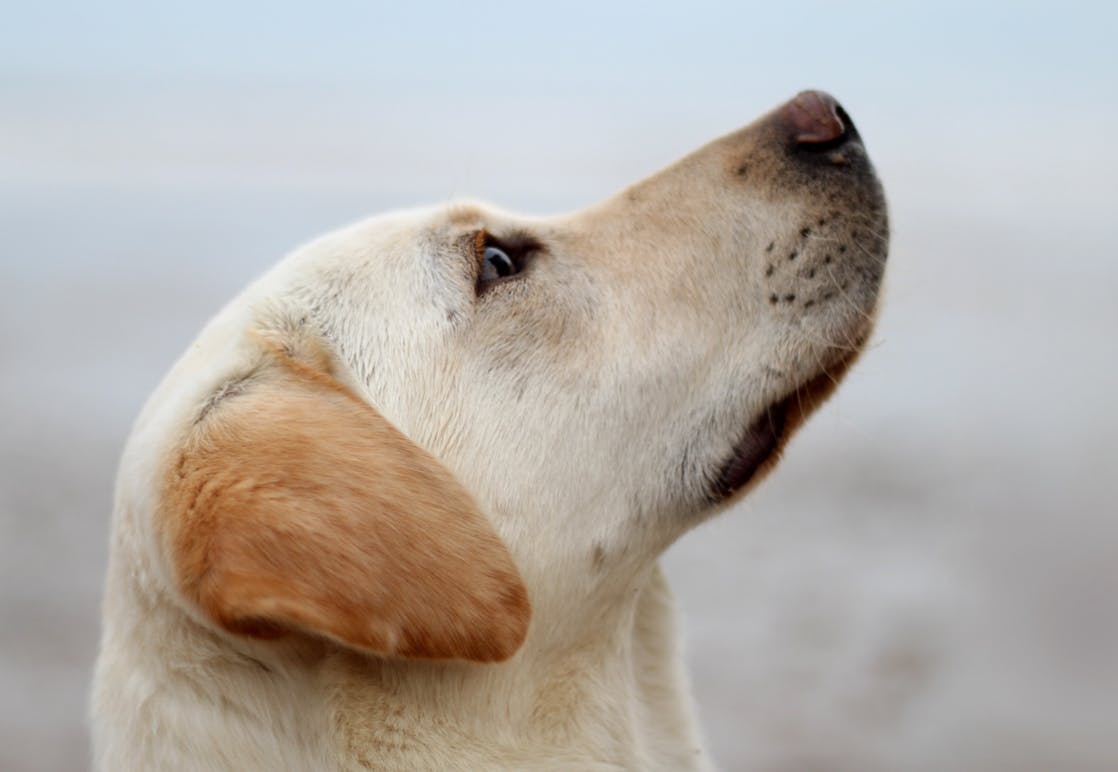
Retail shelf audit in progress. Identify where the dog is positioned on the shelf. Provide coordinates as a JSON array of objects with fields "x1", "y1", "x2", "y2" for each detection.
[{"x1": 91, "y1": 90, "x2": 888, "y2": 770}]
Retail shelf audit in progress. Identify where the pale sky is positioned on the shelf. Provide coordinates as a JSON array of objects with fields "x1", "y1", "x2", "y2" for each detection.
[
  {"x1": 3, "y1": 0, "x2": 1114, "y2": 222},
  {"x1": 3, "y1": 1, "x2": 1113, "y2": 100}
]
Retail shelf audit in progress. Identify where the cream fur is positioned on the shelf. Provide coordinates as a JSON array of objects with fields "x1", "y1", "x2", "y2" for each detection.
[{"x1": 92, "y1": 94, "x2": 888, "y2": 770}]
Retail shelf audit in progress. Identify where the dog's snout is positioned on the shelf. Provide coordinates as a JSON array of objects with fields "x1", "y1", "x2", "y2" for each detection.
[{"x1": 776, "y1": 90, "x2": 858, "y2": 148}]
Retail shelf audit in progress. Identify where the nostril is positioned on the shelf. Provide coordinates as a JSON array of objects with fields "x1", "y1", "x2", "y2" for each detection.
[{"x1": 777, "y1": 90, "x2": 851, "y2": 148}]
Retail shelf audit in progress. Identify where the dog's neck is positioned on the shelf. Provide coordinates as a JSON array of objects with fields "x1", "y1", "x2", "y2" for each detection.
[
  {"x1": 97, "y1": 547, "x2": 707, "y2": 770},
  {"x1": 322, "y1": 564, "x2": 700, "y2": 768}
]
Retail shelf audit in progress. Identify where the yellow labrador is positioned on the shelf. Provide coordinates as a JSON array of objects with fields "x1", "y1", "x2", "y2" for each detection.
[{"x1": 92, "y1": 91, "x2": 888, "y2": 770}]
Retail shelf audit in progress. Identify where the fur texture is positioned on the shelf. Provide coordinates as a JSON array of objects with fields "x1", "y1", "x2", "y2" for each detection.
[{"x1": 92, "y1": 93, "x2": 888, "y2": 770}]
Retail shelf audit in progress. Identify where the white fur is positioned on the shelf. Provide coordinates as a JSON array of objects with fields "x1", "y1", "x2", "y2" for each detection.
[{"x1": 92, "y1": 100, "x2": 888, "y2": 770}]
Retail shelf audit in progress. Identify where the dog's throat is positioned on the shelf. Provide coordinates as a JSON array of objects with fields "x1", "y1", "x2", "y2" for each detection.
[{"x1": 711, "y1": 399, "x2": 789, "y2": 500}]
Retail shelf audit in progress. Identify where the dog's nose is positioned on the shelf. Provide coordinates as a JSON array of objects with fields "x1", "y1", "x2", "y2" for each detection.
[{"x1": 776, "y1": 90, "x2": 856, "y2": 146}]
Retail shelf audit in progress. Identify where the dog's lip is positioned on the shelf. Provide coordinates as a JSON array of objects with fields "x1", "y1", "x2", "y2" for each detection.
[
  {"x1": 711, "y1": 399, "x2": 790, "y2": 500},
  {"x1": 709, "y1": 348, "x2": 864, "y2": 503}
]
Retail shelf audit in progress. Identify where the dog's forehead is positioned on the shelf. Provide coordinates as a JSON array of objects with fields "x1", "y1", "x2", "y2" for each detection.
[
  {"x1": 290, "y1": 207, "x2": 459, "y2": 305},
  {"x1": 299, "y1": 201, "x2": 569, "y2": 343},
  {"x1": 308, "y1": 202, "x2": 516, "y2": 283}
]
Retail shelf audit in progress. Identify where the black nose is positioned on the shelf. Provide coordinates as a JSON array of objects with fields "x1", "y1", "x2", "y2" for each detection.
[{"x1": 776, "y1": 90, "x2": 858, "y2": 147}]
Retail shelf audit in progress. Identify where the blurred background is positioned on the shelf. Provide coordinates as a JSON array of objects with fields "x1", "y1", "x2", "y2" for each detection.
[{"x1": 2, "y1": 1, "x2": 1116, "y2": 769}]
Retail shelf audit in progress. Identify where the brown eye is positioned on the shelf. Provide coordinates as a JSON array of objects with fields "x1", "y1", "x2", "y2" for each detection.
[
  {"x1": 473, "y1": 229, "x2": 541, "y2": 292},
  {"x1": 480, "y1": 245, "x2": 517, "y2": 281}
]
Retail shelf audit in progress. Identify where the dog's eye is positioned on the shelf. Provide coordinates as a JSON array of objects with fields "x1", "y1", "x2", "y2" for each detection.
[
  {"x1": 480, "y1": 245, "x2": 517, "y2": 281},
  {"x1": 473, "y1": 229, "x2": 541, "y2": 293}
]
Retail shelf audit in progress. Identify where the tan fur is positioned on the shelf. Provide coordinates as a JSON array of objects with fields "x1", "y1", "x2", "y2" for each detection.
[{"x1": 162, "y1": 339, "x2": 529, "y2": 662}]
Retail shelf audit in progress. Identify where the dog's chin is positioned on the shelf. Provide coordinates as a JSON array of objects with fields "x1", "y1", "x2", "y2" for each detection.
[{"x1": 708, "y1": 349, "x2": 864, "y2": 505}]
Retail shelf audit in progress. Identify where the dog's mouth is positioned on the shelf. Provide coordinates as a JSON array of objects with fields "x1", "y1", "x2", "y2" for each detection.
[
  {"x1": 711, "y1": 399, "x2": 790, "y2": 500},
  {"x1": 709, "y1": 351, "x2": 862, "y2": 503}
]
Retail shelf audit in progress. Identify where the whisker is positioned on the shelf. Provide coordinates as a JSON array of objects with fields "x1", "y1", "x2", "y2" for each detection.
[{"x1": 801, "y1": 230, "x2": 888, "y2": 270}]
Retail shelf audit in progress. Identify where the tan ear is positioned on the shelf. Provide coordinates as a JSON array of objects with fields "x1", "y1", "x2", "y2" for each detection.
[{"x1": 161, "y1": 342, "x2": 530, "y2": 662}]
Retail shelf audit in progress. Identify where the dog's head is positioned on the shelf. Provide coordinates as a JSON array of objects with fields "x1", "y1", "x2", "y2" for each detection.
[{"x1": 138, "y1": 91, "x2": 887, "y2": 665}]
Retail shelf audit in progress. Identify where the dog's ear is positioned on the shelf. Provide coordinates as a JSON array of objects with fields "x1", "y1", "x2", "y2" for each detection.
[{"x1": 160, "y1": 340, "x2": 530, "y2": 662}]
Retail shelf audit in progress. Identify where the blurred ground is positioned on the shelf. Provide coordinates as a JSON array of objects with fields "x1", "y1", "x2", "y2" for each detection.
[{"x1": 3, "y1": 3, "x2": 1117, "y2": 770}]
